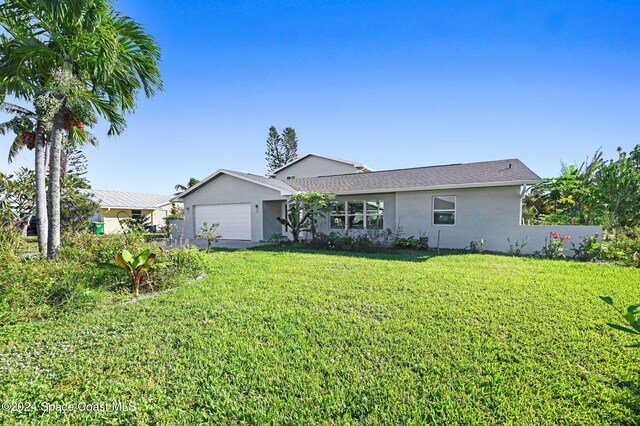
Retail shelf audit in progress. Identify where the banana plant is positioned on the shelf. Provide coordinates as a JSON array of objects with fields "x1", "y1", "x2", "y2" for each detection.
[
  {"x1": 600, "y1": 296, "x2": 640, "y2": 348},
  {"x1": 114, "y1": 249, "x2": 157, "y2": 296}
]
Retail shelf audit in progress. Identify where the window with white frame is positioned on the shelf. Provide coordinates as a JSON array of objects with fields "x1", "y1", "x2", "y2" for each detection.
[
  {"x1": 347, "y1": 201, "x2": 364, "y2": 229},
  {"x1": 330, "y1": 200, "x2": 384, "y2": 230},
  {"x1": 330, "y1": 202, "x2": 346, "y2": 229},
  {"x1": 433, "y1": 196, "x2": 456, "y2": 225},
  {"x1": 131, "y1": 209, "x2": 144, "y2": 221},
  {"x1": 365, "y1": 200, "x2": 384, "y2": 229}
]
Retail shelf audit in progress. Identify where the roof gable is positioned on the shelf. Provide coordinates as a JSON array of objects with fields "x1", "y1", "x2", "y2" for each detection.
[
  {"x1": 172, "y1": 169, "x2": 295, "y2": 200},
  {"x1": 270, "y1": 153, "x2": 373, "y2": 176}
]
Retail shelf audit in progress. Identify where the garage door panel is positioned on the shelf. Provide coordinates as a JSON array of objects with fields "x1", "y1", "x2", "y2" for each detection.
[{"x1": 195, "y1": 203, "x2": 251, "y2": 240}]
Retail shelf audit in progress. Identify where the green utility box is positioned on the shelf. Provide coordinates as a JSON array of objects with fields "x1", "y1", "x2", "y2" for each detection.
[{"x1": 90, "y1": 222, "x2": 104, "y2": 235}]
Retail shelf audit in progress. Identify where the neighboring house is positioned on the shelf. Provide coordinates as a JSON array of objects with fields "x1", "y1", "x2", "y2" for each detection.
[
  {"x1": 85, "y1": 189, "x2": 175, "y2": 234},
  {"x1": 172, "y1": 153, "x2": 601, "y2": 253}
]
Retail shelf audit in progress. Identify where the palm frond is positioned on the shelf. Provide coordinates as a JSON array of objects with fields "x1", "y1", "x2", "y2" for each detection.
[
  {"x1": 0, "y1": 101, "x2": 34, "y2": 116},
  {"x1": 0, "y1": 120, "x2": 13, "y2": 135},
  {"x1": 66, "y1": 125, "x2": 99, "y2": 148},
  {"x1": 7, "y1": 135, "x2": 24, "y2": 163}
]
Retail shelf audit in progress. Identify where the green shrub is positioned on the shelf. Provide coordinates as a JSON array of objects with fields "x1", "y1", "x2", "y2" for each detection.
[
  {"x1": 507, "y1": 238, "x2": 528, "y2": 256},
  {"x1": 273, "y1": 229, "x2": 430, "y2": 253},
  {"x1": 306, "y1": 232, "x2": 389, "y2": 253},
  {"x1": 468, "y1": 239, "x2": 486, "y2": 253},
  {"x1": 601, "y1": 231, "x2": 640, "y2": 267},
  {"x1": 267, "y1": 228, "x2": 432, "y2": 253},
  {"x1": 60, "y1": 231, "x2": 148, "y2": 263},
  {"x1": 570, "y1": 235, "x2": 601, "y2": 261},
  {"x1": 0, "y1": 260, "x2": 124, "y2": 325},
  {"x1": 0, "y1": 231, "x2": 209, "y2": 325},
  {"x1": 157, "y1": 247, "x2": 209, "y2": 282},
  {"x1": 0, "y1": 225, "x2": 26, "y2": 261},
  {"x1": 393, "y1": 235, "x2": 429, "y2": 251}
]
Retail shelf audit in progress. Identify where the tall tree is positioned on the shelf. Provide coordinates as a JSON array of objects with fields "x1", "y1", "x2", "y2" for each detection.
[
  {"x1": 594, "y1": 146, "x2": 640, "y2": 236},
  {"x1": 0, "y1": 11, "x2": 53, "y2": 255},
  {"x1": 523, "y1": 149, "x2": 603, "y2": 225},
  {"x1": 0, "y1": 101, "x2": 49, "y2": 253},
  {"x1": 265, "y1": 125, "x2": 283, "y2": 173},
  {"x1": 60, "y1": 146, "x2": 98, "y2": 232},
  {"x1": 0, "y1": 97, "x2": 97, "y2": 254},
  {"x1": 0, "y1": 0, "x2": 162, "y2": 257},
  {"x1": 265, "y1": 125, "x2": 299, "y2": 174},
  {"x1": 280, "y1": 127, "x2": 298, "y2": 166}
]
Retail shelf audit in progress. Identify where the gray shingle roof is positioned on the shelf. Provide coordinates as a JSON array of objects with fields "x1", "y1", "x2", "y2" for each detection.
[
  {"x1": 83, "y1": 189, "x2": 172, "y2": 209},
  {"x1": 285, "y1": 159, "x2": 541, "y2": 194},
  {"x1": 174, "y1": 158, "x2": 541, "y2": 200}
]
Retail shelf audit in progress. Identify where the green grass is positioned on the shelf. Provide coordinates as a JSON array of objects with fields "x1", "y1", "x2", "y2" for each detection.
[
  {"x1": 19, "y1": 236, "x2": 38, "y2": 254},
  {"x1": 1, "y1": 249, "x2": 639, "y2": 424}
]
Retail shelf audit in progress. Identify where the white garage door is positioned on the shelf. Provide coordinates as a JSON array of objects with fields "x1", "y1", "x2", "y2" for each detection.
[{"x1": 195, "y1": 203, "x2": 251, "y2": 240}]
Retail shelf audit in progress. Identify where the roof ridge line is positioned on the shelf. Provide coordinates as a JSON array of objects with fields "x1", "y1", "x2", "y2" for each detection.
[{"x1": 291, "y1": 158, "x2": 522, "y2": 181}]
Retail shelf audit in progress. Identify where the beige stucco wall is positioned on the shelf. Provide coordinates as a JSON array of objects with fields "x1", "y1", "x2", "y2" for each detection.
[
  {"x1": 98, "y1": 209, "x2": 154, "y2": 234},
  {"x1": 274, "y1": 156, "x2": 361, "y2": 179},
  {"x1": 180, "y1": 174, "x2": 287, "y2": 241},
  {"x1": 98, "y1": 205, "x2": 173, "y2": 234},
  {"x1": 152, "y1": 204, "x2": 173, "y2": 229}
]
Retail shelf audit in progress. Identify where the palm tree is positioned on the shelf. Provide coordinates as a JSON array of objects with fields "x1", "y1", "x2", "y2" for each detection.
[
  {"x1": 0, "y1": 105, "x2": 50, "y2": 256},
  {"x1": 174, "y1": 177, "x2": 200, "y2": 194},
  {"x1": 0, "y1": 98, "x2": 98, "y2": 255},
  {"x1": 0, "y1": 3, "x2": 69, "y2": 255},
  {"x1": 0, "y1": 0, "x2": 162, "y2": 257}
]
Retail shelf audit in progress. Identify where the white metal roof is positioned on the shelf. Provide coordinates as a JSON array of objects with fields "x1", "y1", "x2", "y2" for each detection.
[{"x1": 83, "y1": 189, "x2": 172, "y2": 209}]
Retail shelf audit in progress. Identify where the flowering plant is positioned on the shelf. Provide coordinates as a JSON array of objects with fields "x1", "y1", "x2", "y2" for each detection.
[
  {"x1": 541, "y1": 232, "x2": 570, "y2": 259},
  {"x1": 195, "y1": 222, "x2": 222, "y2": 251}
]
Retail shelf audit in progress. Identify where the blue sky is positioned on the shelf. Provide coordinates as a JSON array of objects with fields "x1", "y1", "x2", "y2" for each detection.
[{"x1": 1, "y1": 0, "x2": 639, "y2": 194}]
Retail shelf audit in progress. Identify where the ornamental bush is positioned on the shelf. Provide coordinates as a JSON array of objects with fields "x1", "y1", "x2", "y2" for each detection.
[{"x1": 601, "y1": 229, "x2": 640, "y2": 267}]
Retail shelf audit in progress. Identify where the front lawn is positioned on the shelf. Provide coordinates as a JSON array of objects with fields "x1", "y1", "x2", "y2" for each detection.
[{"x1": 1, "y1": 250, "x2": 639, "y2": 424}]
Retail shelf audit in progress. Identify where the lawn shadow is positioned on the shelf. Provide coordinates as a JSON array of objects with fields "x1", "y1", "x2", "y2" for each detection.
[
  {"x1": 614, "y1": 377, "x2": 640, "y2": 418},
  {"x1": 244, "y1": 244, "x2": 472, "y2": 263}
]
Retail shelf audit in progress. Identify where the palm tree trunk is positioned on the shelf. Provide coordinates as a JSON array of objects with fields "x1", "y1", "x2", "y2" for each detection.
[
  {"x1": 34, "y1": 119, "x2": 48, "y2": 256},
  {"x1": 47, "y1": 99, "x2": 66, "y2": 258}
]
